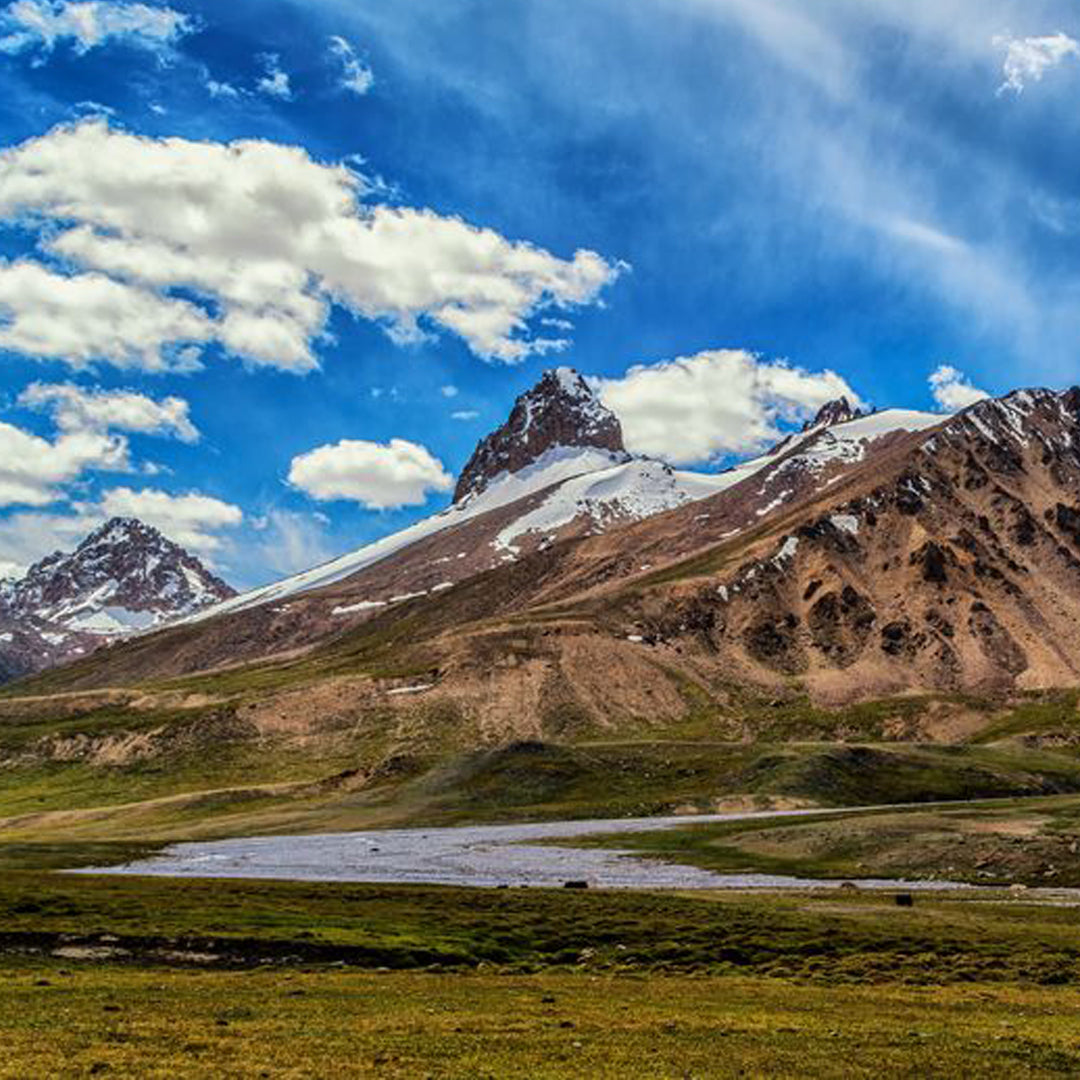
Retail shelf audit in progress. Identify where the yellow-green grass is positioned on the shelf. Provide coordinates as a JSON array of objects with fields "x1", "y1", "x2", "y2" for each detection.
[
  {"x1": 3, "y1": 968, "x2": 1080, "y2": 1079},
  {"x1": 2, "y1": 871, "x2": 1080, "y2": 1076},
  {"x1": 4, "y1": 872, "x2": 1080, "y2": 984}
]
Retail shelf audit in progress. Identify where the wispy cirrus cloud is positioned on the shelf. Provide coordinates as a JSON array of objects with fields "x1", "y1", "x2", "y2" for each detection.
[
  {"x1": 328, "y1": 35, "x2": 374, "y2": 96},
  {"x1": 0, "y1": 0, "x2": 192, "y2": 59},
  {"x1": 256, "y1": 52, "x2": 294, "y2": 101}
]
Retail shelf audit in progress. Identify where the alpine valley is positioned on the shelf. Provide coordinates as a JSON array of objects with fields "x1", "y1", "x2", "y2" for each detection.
[{"x1": 5, "y1": 369, "x2": 1080, "y2": 844}]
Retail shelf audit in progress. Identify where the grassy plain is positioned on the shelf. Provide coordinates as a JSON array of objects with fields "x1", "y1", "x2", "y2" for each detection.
[
  {"x1": 2, "y1": 874, "x2": 1080, "y2": 1077},
  {"x1": 4, "y1": 967, "x2": 1080, "y2": 1079}
]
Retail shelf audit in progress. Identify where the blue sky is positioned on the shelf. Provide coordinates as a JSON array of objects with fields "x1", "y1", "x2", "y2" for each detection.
[{"x1": 0, "y1": 0, "x2": 1078, "y2": 586}]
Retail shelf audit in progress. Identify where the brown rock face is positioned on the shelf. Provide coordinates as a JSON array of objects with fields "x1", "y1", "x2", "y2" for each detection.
[
  {"x1": 453, "y1": 368, "x2": 627, "y2": 503},
  {"x1": 803, "y1": 397, "x2": 862, "y2": 431}
]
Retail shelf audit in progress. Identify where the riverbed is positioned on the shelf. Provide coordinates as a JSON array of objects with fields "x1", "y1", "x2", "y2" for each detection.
[{"x1": 77, "y1": 808, "x2": 972, "y2": 890}]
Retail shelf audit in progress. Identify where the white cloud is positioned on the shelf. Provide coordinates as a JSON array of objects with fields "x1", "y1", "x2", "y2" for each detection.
[
  {"x1": 594, "y1": 349, "x2": 861, "y2": 465},
  {"x1": 451, "y1": 410, "x2": 479, "y2": 421},
  {"x1": 995, "y1": 32, "x2": 1080, "y2": 94},
  {"x1": 329, "y1": 35, "x2": 374, "y2": 96},
  {"x1": 257, "y1": 53, "x2": 293, "y2": 101},
  {"x1": 288, "y1": 437, "x2": 454, "y2": 509},
  {"x1": 440, "y1": 385, "x2": 459, "y2": 398},
  {"x1": 206, "y1": 78, "x2": 241, "y2": 100},
  {"x1": 0, "y1": 485, "x2": 242, "y2": 571},
  {"x1": 880, "y1": 216, "x2": 967, "y2": 255},
  {"x1": 0, "y1": 422, "x2": 126, "y2": 507},
  {"x1": 0, "y1": 260, "x2": 212, "y2": 371},
  {"x1": 0, "y1": 381, "x2": 199, "y2": 509},
  {"x1": 98, "y1": 486, "x2": 242, "y2": 553},
  {"x1": 0, "y1": 0, "x2": 191, "y2": 57},
  {"x1": 73, "y1": 99, "x2": 115, "y2": 117},
  {"x1": 0, "y1": 508, "x2": 100, "y2": 572},
  {"x1": 0, "y1": 557, "x2": 27, "y2": 580},
  {"x1": 929, "y1": 364, "x2": 990, "y2": 412},
  {"x1": 19, "y1": 381, "x2": 198, "y2": 442},
  {"x1": 0, "y1": 120, "x2": 619, "y2": 371}
]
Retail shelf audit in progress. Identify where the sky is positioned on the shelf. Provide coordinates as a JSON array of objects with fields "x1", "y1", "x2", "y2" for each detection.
[{"x1": 0, "y1": 0, "x2": 1078, "y2": 587}]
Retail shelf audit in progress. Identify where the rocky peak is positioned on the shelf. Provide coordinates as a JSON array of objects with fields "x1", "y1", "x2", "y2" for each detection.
[
  {"x1": 804, "y1": 397, "x2": 862, "y2": 431},
  {"x1": 4, "y1": 516, "x2": 236, "y2": 631},
  {"x1": 453, "y1": 367, "x2": 627, "y2": 503}
]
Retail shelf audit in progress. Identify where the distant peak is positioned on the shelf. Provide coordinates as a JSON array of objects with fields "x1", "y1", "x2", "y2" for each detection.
[
  {"x1": 6, "y1": 515, "x2": 236, "y2": 646},
  {"x1": 804, "y1": 397, "x2": 862, "y2": 431},
  {"x1": 454, "y1": 367, "x2": 626, "y2": 503}
]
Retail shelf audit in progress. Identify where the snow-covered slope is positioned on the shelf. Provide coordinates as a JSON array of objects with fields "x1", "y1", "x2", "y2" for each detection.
[
  {"x1": 182, "y1": 380, "x2": 945, "y2": 628},
  {"x1": 184, "y1": 444, "x2": 647, "y2": 622}
]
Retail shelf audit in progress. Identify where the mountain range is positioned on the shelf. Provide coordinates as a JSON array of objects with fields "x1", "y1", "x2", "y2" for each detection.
[
  {"x1": 9, "y1": 367, "x2": 1080, "y2": 718},
  {"x1": 6, "y1": 368, "x2": 1080, "y2": 838}
]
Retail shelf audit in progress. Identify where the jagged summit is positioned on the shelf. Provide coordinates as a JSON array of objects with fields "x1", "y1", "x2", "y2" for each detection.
[
  {"x1": 9, "y1": 516, "x2": 235, "y2": 630},
  {"x1": 453, "y1": 367, "x2": 627, "y2": 504},
  {"x1": 803, "y1": 397, "x2": 862, "y2": 431},
  {"x1": 0, "y1": 515, "x2": 236, "y2": 682}
]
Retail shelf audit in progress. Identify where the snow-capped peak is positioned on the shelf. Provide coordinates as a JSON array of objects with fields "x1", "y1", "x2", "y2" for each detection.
[
  {"x1": 0, "y1": 517, "x2": 235, "y2": 646},
  {"x1": 453, "y1": 367, "x2": 627, "y2": 503}
]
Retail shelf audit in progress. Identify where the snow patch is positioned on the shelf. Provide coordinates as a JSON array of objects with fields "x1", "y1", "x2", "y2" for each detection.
[
  {"x1": 332, "y1": 601, "x2": 387, "y2": 616},
  {"x1": 830, "y1": 514, "x2": 860, "y2": 536}
]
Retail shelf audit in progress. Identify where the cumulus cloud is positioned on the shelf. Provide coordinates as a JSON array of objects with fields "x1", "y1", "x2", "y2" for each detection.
[
  {"x1": 256, "y1": 53, "x2": 293, "y2": 100},
  {"x1": 98, "y1": 486, "x2": 242, "y2": 553},
  {"x1": 0, "y1": 557, "x2": 27, "y2": 580},
  {"x1": 0, "y1": 0, "x2": 191, "y2": 57},
  {"x1": 594, "y1": 349, "x2": 861, "y2": 465},
  {"x1": 0, "y1": 120, "x2": 619, "y2": 372},
  {"x1": 329, "y1": 35, "x2": 374, "y2": 96},
  {"x1": 0, "y1": 260, "x2": 211, "y2": 371},
  {"x1": 288, "y1": 437, "x2": 454, "y2": 509},
  {"x1": 18, "y1": 381, "x2": 199, "y2": 442},
  {"x1": 995, "y1": 32, "x2": 1080, "y2": 94},
  {"x1": 0, "y1": 422, "x2": 126, "y2": 507},
  {"x1": 0, "y1": 380, "x2": 198, "y2": 508},
  {"x1": 0, "y1": 508, "x2": 100, "y2": 571},
  {"x1": 929, "y1": 364, "x2": 990, "y2": 412},
  {"x1": 0, "y1": 485, "x2": 241, "y2": 571}
]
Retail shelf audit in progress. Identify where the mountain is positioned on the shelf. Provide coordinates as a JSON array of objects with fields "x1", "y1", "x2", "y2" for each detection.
[
  {"x1": 453, "y1": 367, "x2": 628, "y2": 503},
  {"x1": 173, "y1": 367, "x2": 738, "y2": 636},
  {"x1": 13, "y1": 370, "x2": 948, "y2": 688},
  {"x1": 10, "y1": 382, "x2": 1080, "y2": 842},
  {"x1": 802, "y1": 396, "x2": 862, "y2": 431},
  {"x1": 0, "y1": 517, "x2": 235, "y2": 682}
]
